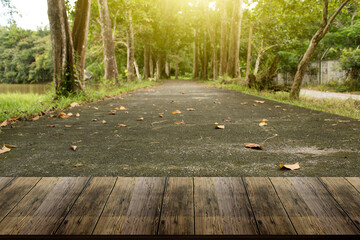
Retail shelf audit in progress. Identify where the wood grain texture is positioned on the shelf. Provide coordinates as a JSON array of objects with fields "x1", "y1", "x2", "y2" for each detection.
[
  {"x1": 321, "y1": 177, "x2": 360, "y2": 232},
  {"x1": 19, "y1": 177, "x2": 89, "y2": 234},
  {"x1": 0, "y1": 177, "x2": 14, "y2": 191},
  {"x1": 194, "y1": 177, "x2": 223, "y2": 235},
  {"x1": 0, "y1": 178, "x2": 60, "y2": 234},
  {"x1": 158, "y1": 177, "x2": 194, "y2": 235},
  {"x1": 291, "y1": 177, "x2": 359, "y2": 234},
  {"x1": 55, "y1": 177, "x2": 116, "y2": 235},
  {"x1": 214, "y1": 177, "x2": 258, "y2": 234},
  {"x1": 346, "y1": 177, "x2": 360, "y2": 192},
  {"x1": 121, "y1": 177, "x2": 165, "y2": 235},
  {"x1": 244, "y1": 177, "x2": 296, "y2": 235},
  {"x1": 93, "y1": 177, "x2": 137, "y2": 235},
  {"x1": 0, "y1": 178, "x2": 40, "y2": 223},
  {"x1": 270, "y1": 177, "x2": 325, "y2": 234}
]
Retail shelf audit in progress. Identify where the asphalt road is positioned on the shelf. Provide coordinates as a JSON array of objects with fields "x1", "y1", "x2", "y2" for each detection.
[{"x1": 1, "y1": 80, "x2": 359, "y2": 176}]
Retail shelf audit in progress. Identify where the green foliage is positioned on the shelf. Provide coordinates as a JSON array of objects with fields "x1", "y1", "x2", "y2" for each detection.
[
  {"x1": 340, "y1": 48, "x2": 360, "y2": 90},
  {"x1": 0, "y1": 25, "x2": 53, "y2": 84}
]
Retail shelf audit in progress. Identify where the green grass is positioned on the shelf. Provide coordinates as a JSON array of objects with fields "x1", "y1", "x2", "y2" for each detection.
[
  {"x1": 205, "y1": 80, "x2": 360, "y2": 120},
  {"x1": 0, "y1": 80, "x2": 158, "y2": 122}
]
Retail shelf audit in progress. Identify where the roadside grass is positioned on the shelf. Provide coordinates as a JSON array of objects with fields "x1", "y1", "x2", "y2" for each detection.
[
  {"x1": 0, "y1": 80, "x2": 158, "y2": 122},
  {"x1": 205, "y1": 80, "x2": 360, "y2": 120}
]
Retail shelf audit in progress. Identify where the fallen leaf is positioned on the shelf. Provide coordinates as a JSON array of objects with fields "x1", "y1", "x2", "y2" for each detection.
[
  {"x1": 255, "y1": 100, "x2": 265, "y2": 103},
  {"x1": 136, "y1": 117, "x2": 144, "y2": 121},
  {"x1": 0, "y1": 145, "x2": 11, "y2": 154},
  {"x1": 109, "y1": 110, "x2": 116, "y2": 115},
  {"x1": 125, "y1": 111, "x2": 129, "y2": 114},
  {"x1": 241, "y1": 102, "x2": 248, "y2": 105},
  {"x1": 67, "y1": 113, "x2": 73, "y2": 116},
  {"x1": 102, "y1": 120, "x2": 107, "y2": 124},
  {"x1": 93, "y1": 107, "x2": 99, "y2": 110},
  {"x1": 118, "y1": 124, "x2": 127, "y2": 127},
  {"x1": 73, "y1": 163, "x2": 84, "y2": 167},
  {"x1": 10, "y1": 117, "x2": 17, "y2": 121},
  {"x1": 4, "y1": 144, "x2": 16, "y2": 148},
  {"x1": 275, "y1": 105, "x2": 281, "y2": 108},
  {"x1": 70, "y1": 102, "x2": 80, "y2": 108},
  {"x1": 32, "y1": 116, "x2": 39, "y2": 121},
  {"x1": 47, "y1": 125, "x2": 56, "y2": 128},
  {"x1": 76, "y1": 113, "x2": 80, "y2": 117},
  {"x1": 113, "y1": 107, "x2": 120, "y2": 110},
  {"x1": 76, "y1": 127, "x2": 84, "y2": 130},
  {"x1": 187, "y1": 108, "x2": 196, "y2": 111},
  {"x1": 172, "y1": 110, "x2": 181, "y2": 114},
  {"x1": 262, "y1": 118, "x2": 269, "y2": 122},
  {"x1": 120, "y1": 106, "x2": 127, "y2": 110},
  {"x1": 0, "y1": 120, "x2": 7, "y2": 127},
  {"x1": 92, "y1": 118, "x2": 98, "y2": 122},
  {"x1": 65, "y1": 125, "x2": 72, "y2": 128},
  {"x1": 118, "y1": 97, "x2": 124, "y2": 100},
  {"x1": 244, "y1": 143, "x2": 263, "y2": 150},
  {"x1": 49, "y1": 114, "x2": 56, "y2": 118},
  {"x1": 180, "y1": 92, "x2": 185, "y2": 94},
  {"x1": 223, "y1": 119, "x2": 232, "y2": 122},
  {"x1": 58, "y1": 112, "x2": 70, "y2": 119},
  {"x1": 280, "y1": 162, "x2": 300, "y2": 171},
  {"x1": 215, "y1": 124, "x2": 225, "y2": 129},
  {"x1": 175, "y1": 121, "x2": 185, "y2": 125},
  {"x1": 259, "y1": 122, "x2": 268, "y2": 127},
  {"x1": 71, "y1": 145, "x2": 77, "y2": 151},
  {"x1": 159, "y1": 113, "x2": 164, "y2": 118}
]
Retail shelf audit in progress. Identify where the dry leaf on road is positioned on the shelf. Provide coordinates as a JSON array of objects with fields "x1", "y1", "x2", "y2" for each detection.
[
  {"x1": 0, "y1": 145, "x2": 11, "y2": 154},
  {"x1": 120, "y1": 106, "x2": 127, "y2": 110},
  {"x1": 71, "y1": 145, "x2": 77, "y2": 151},
  {"x1": 259, "y1": 122, "x2": 268, "y2": 127},
  {"x1": 215, "y1": 123, "x2": 225, "y2": 129},
  {"x1": 118, "y1": 124, "x2": 127, "y2": 127},
  {"x1": 255, "y1": 100, "x2": 265, "y2": 104},
  {"x1": 92, "y1": 118, "x2": 98, "y2": 122},
  {"x1": 280, "y1": 162, "x2": 300, "y2": 170},
  {"x1": 136, "y1": 117, "x2": 144, "y2": 121},
  {"x1": 32, "y1": 116, "x2": 39, "y2": 121},
  {"x1": 187, "y1": 108, "x2": 196, "y2": 111},
  {"x1": 76, "y1": 113, "x2": 80, "y2": 117},
  {"x1": 0, "y1": 120, "x2": 7, "y2": 127},
  {"x1": 262, "y1": 118, "x2": 269, "y2": 122},
  {"x1": 58, "y1": 112, "x2": 70, "y2": 119},
  {"x1": 172, "y1": 110, "x2": 182, "y2": 114},
  {"x1": 93, "y1": 107, "x2": 99, "y2": 110},
  {"x1": 275, "y1": 105, "x2": 282, "y2": 108},
  {"x1": 65, "y1": 125, "x2": 72, "y2": 128},
  {"x1": 4, "y1": 144, "x2": 16, "y2": 148},
  {"x1": 70, "y1": 102, "x2": 80, "y2": 108},
  {"x1": 109, "y1": 110, "x2": 116, "y2": 115},
  {"x1": 175, "y1": 121, "x2": 185, "y2": 125},
  {"x1": 102, "y1": 120, "x2": 107, "y2": 124},
  {"x1": 73, "y1": 163, "x2": 84, "y2": 167},
  {"x1": 241, "y1": 102, "x2": 248, "y2": 105},
  {"x1": 159, "y1": 113, "x2": 164, "y2": 118},
  {"x1": 244, "y1": 143, "x2": 263, "y2": 150}
]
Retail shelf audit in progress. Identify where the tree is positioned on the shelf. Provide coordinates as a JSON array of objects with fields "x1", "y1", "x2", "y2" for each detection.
[
  {"x1": 290, "y1": 0, "x2": 351, "y2": 99},
  {"x1": 98, "y1": 0, "x2": 119, "y2": 84},
  {"x1": 219, "y1": 0, "x2": 227, "y2": 76}
]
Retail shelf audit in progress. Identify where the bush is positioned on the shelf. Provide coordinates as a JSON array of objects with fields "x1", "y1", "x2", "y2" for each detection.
[{"x1": 340, "y1": 48, "x2": 360, "y2": 91}]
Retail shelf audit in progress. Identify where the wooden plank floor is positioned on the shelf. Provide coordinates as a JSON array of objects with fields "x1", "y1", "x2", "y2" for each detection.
[{"x1": 0, "y1": 177, "x2": 359, "y2": 236}]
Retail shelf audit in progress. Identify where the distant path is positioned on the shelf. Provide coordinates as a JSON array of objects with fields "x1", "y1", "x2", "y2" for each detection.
[
  {"x1": 0, "y1": 80, "x2": 359, "y2": 176},
  {"x1": 301, "y1": 89, "x2": 360, "y2": 100}
]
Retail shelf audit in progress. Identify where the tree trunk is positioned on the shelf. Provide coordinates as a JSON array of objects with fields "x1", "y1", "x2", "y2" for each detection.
[
  {"x1": 134, "y1": 60, "x2": 141, "y2": 82},
  {"x1": 47, "y1": 0, "x2": 77, "y2": 95},
  {"x1": 149, "y1": 49, "x2": 154, "y2": 78},
  {"x1": 254, "y1": 40, "x2": 264, "y2": 76},
  {"x1": 235, "y1": 0, "x2": 243, "y2": 78},
  {"x1": 193, "y1": 28, "x2": 199, "y2": 79},
  {"x1": 126, "y1": 10, "x2": 135, "y2": 82},
  {"x1": 165, "y1": 60, "x2": 170, "y2": 79},
  {"x1": 72, "y1": 0, "x2": 91, "y2": 90},
  {"x1": 98, "y1": 0, "x2": 119, "y2": 84},
  {"x1": 143, "y1": 42, "x2": 150, "y2": 79},
  {"x1": 175, "y1": 61, "x2": 179, "y2": 79},
  {"x1": 226, "y1": 0, "x2": 242, "y2": 78},
  {"x1": 290, "y1": 0, "x2": 350, "y2": 99},
  {"x1": 245, "y1": 25, "x2": 253, "y2": 80},
  {"x1": 156, "y1": 54, "x2": 162, "y2": 79},
  {"x1": 202, "y1": 32, "x2": 208, "y2": 80},
  {"x1": 219, "y1": 0, "x2": 227, "y2": 76}
]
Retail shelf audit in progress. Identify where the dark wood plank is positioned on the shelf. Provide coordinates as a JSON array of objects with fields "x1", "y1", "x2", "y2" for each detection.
[
  {"x1": 321, "y1": 177, "x2": 360, "y2": 231},
  {"x1": 55, "y1": 177, "x2": 116, "y2": 235},
  {"x1": 0, "y1": 178, "x2": 60, "y2": 234},
  {"x1": 19, "y1": 177, "x2": 89, "y2": 234},
  {"x1": 244, "y1": 177, "x2": 296, "y2": 235},
  {"x1": 93, "y1": 177, "x2": 137, "y2": 235},
  {"x1": 214, "y1": 177, "x2": 258, "y2": 234},
  {"x1": 120, "y1": 177, "x2": 165, "y2": 235},
  {"x1": 194, "y1": 177, "x2": 223, "y2": 235},
  {"x1": 0, "y1": 177, "x2": 40, "y2": 223},
  {"x1": 346, "y1": 177, "x2": 360, "y2": 192},
  {"x1": 0, "y1": 177, "x2": 14, "y2": 191},
  {"x1": 158, "y1": 177, "x2": 194, "y2": 235},
  {"x1": 291, "y1": 177, "x2": 359, "y2": 234},
  {"x1": 270, "y1": 177, "x2": 325, "y2": 234}
]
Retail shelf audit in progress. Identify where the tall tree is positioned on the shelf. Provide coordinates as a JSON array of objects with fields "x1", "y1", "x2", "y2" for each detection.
[
  {"x1": 193, "y1": 28, "x2": 199, "y2": 78},
  {"x1": 219, "y1": 0, "x2": 227, "y2": 76},
  {"x1": 126, "y1": 9, "x2": 135, "y2": 82},
  {"x1": 290, "y1": 0, "x2": 351, "y2": 99},
  {"x1": 98, "y1": 0, "x2": 119, "y2": 84},
  {"x1": 245, "y1": 24, "x2": 253, "y2": 80},
  {"x1": 226, "y1": 0, "x2": 243, "y2": 78}
]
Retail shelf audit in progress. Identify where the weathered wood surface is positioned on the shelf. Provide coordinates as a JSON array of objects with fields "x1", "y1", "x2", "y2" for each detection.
[{"x1": 0, "y1": 177, "x2": 359, "y2": 236}]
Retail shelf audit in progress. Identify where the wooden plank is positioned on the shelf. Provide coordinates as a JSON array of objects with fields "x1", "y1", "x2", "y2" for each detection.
[
  {"x1": 0, "y1": 177, "x2": 40, "y2": 222},
  {"x1": 120, "y1": 177, "x2": 165, "y2": 235},
  {"x1": 56, "y1": 177, "x2": 116, "y2": 235},
  {"x1": 158, "y1": 177, "x2": 194, "y2": 235},
  {"x1": 270, "y1": 177, "x2": 325, "y2": 234},
  {"x1": 346, "y1": 177, "x2": 360, "y2": 192},
  {"x1": 291, "y1": 177, "x2": 359, "y2": 234},
  {"x1": 0, "y1": 178, "x2": 61, "y2": 234},
  {"x1": 0, "y1": 177, "x2": 14, "y2": 191},
  {"x1": 213, "y1": 177, "x2": 258, "y2": 235},
  {"x1": 194, "y1": 177, "x2": 223, "y2": 235},
  {"x1": 19, "y1": 177, "x2": 89, "y2": 234},
  {"x1": 321, "y1": 177, "x2": 360, "y2": 231},
  {"x1": 93, "y1": 177, "x2": 137, "y2": 235},
  {"x1": 244, "y1": 177, "x2": 296, "y2": 235}
]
